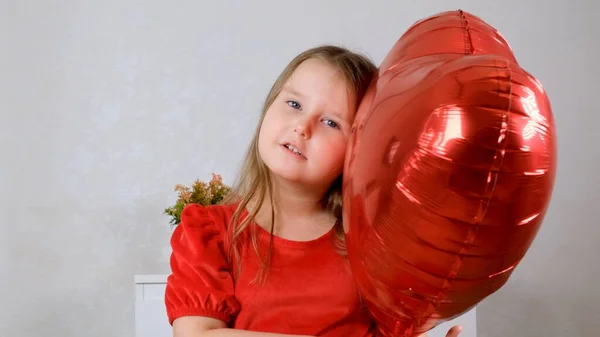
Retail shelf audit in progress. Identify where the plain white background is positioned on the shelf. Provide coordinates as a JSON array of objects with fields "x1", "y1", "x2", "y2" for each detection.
[{"x1": 1, "y1": 1, "x2": 598, "y2": 336}]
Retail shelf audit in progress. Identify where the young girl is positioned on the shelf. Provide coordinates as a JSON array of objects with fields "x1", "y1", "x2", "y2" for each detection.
[{"x1": 165, "y1": 45, "x2": 462, "y2": 337}]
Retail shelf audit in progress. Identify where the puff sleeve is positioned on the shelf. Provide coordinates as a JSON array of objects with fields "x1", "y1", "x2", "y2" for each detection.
[{"x1": 165, "y1": 204, "x2": 240, "y2": 325}]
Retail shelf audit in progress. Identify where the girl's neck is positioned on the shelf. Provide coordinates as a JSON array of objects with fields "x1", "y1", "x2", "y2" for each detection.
[
  {"x1": 249, "y1": 177, "x2": 335, "y2": 240},
  {"x1": 269, "y1": 175, "x2": 328, "y2": 217}
]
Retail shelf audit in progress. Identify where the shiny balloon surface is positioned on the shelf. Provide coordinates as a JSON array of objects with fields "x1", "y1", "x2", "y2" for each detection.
[{"x1": 343, "y1": 9, "x2": 556, "y2": 337}]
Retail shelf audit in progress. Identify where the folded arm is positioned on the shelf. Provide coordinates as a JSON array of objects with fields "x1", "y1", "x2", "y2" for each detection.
[{"x1": 173, "y1": 316, "x2": 313, "y2": 337}]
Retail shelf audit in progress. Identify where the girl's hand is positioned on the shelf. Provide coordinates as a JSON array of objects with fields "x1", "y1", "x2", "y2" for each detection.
[{"x1": 418, "y1": 325, "x2": 462, "y2": 337}]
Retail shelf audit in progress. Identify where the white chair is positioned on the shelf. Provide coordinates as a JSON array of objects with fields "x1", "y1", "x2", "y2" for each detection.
[{"x1": 134, "y1": 274, "x2": 476, "y2": 337}]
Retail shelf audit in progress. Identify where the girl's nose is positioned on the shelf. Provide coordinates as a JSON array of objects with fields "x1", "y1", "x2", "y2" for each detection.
[{"x1": 294, "y1": 118, "x2": 312, "y2": 139}]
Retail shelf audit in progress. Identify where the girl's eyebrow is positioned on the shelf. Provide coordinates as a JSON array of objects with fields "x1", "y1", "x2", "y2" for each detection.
[
  {"x1": 281, "y1": 85, "x2": 306, "y2": 98},
  {"x1": 332, "y1": 111, "x2": 347, "y2": 122},
  {"x1": 282, "y1": 85, "x2": 349, "y2": 122}
]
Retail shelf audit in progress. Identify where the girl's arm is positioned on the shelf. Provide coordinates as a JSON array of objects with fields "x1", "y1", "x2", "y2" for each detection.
[
  {"x1": 173, "y1": 316, "x2": 314, "y2": 337},
  {"x1": 417, "y1": 325, "x2": 462, "y2": 337}
]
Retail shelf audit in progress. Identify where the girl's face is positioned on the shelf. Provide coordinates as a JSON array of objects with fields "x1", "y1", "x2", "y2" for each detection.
[{"x1": 258, "y1": 58, "x2": 356, "y2": 192}]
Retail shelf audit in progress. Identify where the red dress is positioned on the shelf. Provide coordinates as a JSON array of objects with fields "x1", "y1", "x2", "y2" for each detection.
[{"x1": 165, "y1": 203, "x2": 375, "y2": 336}]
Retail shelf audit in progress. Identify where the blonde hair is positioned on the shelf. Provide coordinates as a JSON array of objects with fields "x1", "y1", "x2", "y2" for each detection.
[{"x1": 222, "y1": 45, "x2": 377, "y2": 282}]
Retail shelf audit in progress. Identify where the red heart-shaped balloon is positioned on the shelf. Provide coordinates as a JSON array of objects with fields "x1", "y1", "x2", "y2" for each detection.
[{"x1": 343, "y1": 9, "x2": 557, "y2": 337}]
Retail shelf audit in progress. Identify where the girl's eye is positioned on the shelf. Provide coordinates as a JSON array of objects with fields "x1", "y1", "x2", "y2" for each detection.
[
  {"x1": 286, "y1": 100, "x2": 301, "y2": 110},
  {"x1": 323, "y1": 119, "x2": 339, "y2": 129}
]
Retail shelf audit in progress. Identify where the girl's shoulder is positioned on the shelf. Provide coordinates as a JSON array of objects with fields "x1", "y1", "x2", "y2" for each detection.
[
  {"x1": 179, "y1": 202, "x2": 240, "y2": 232},
  {"x1": 166, "y1": 202, "x2": 241, "y2": 325}
]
